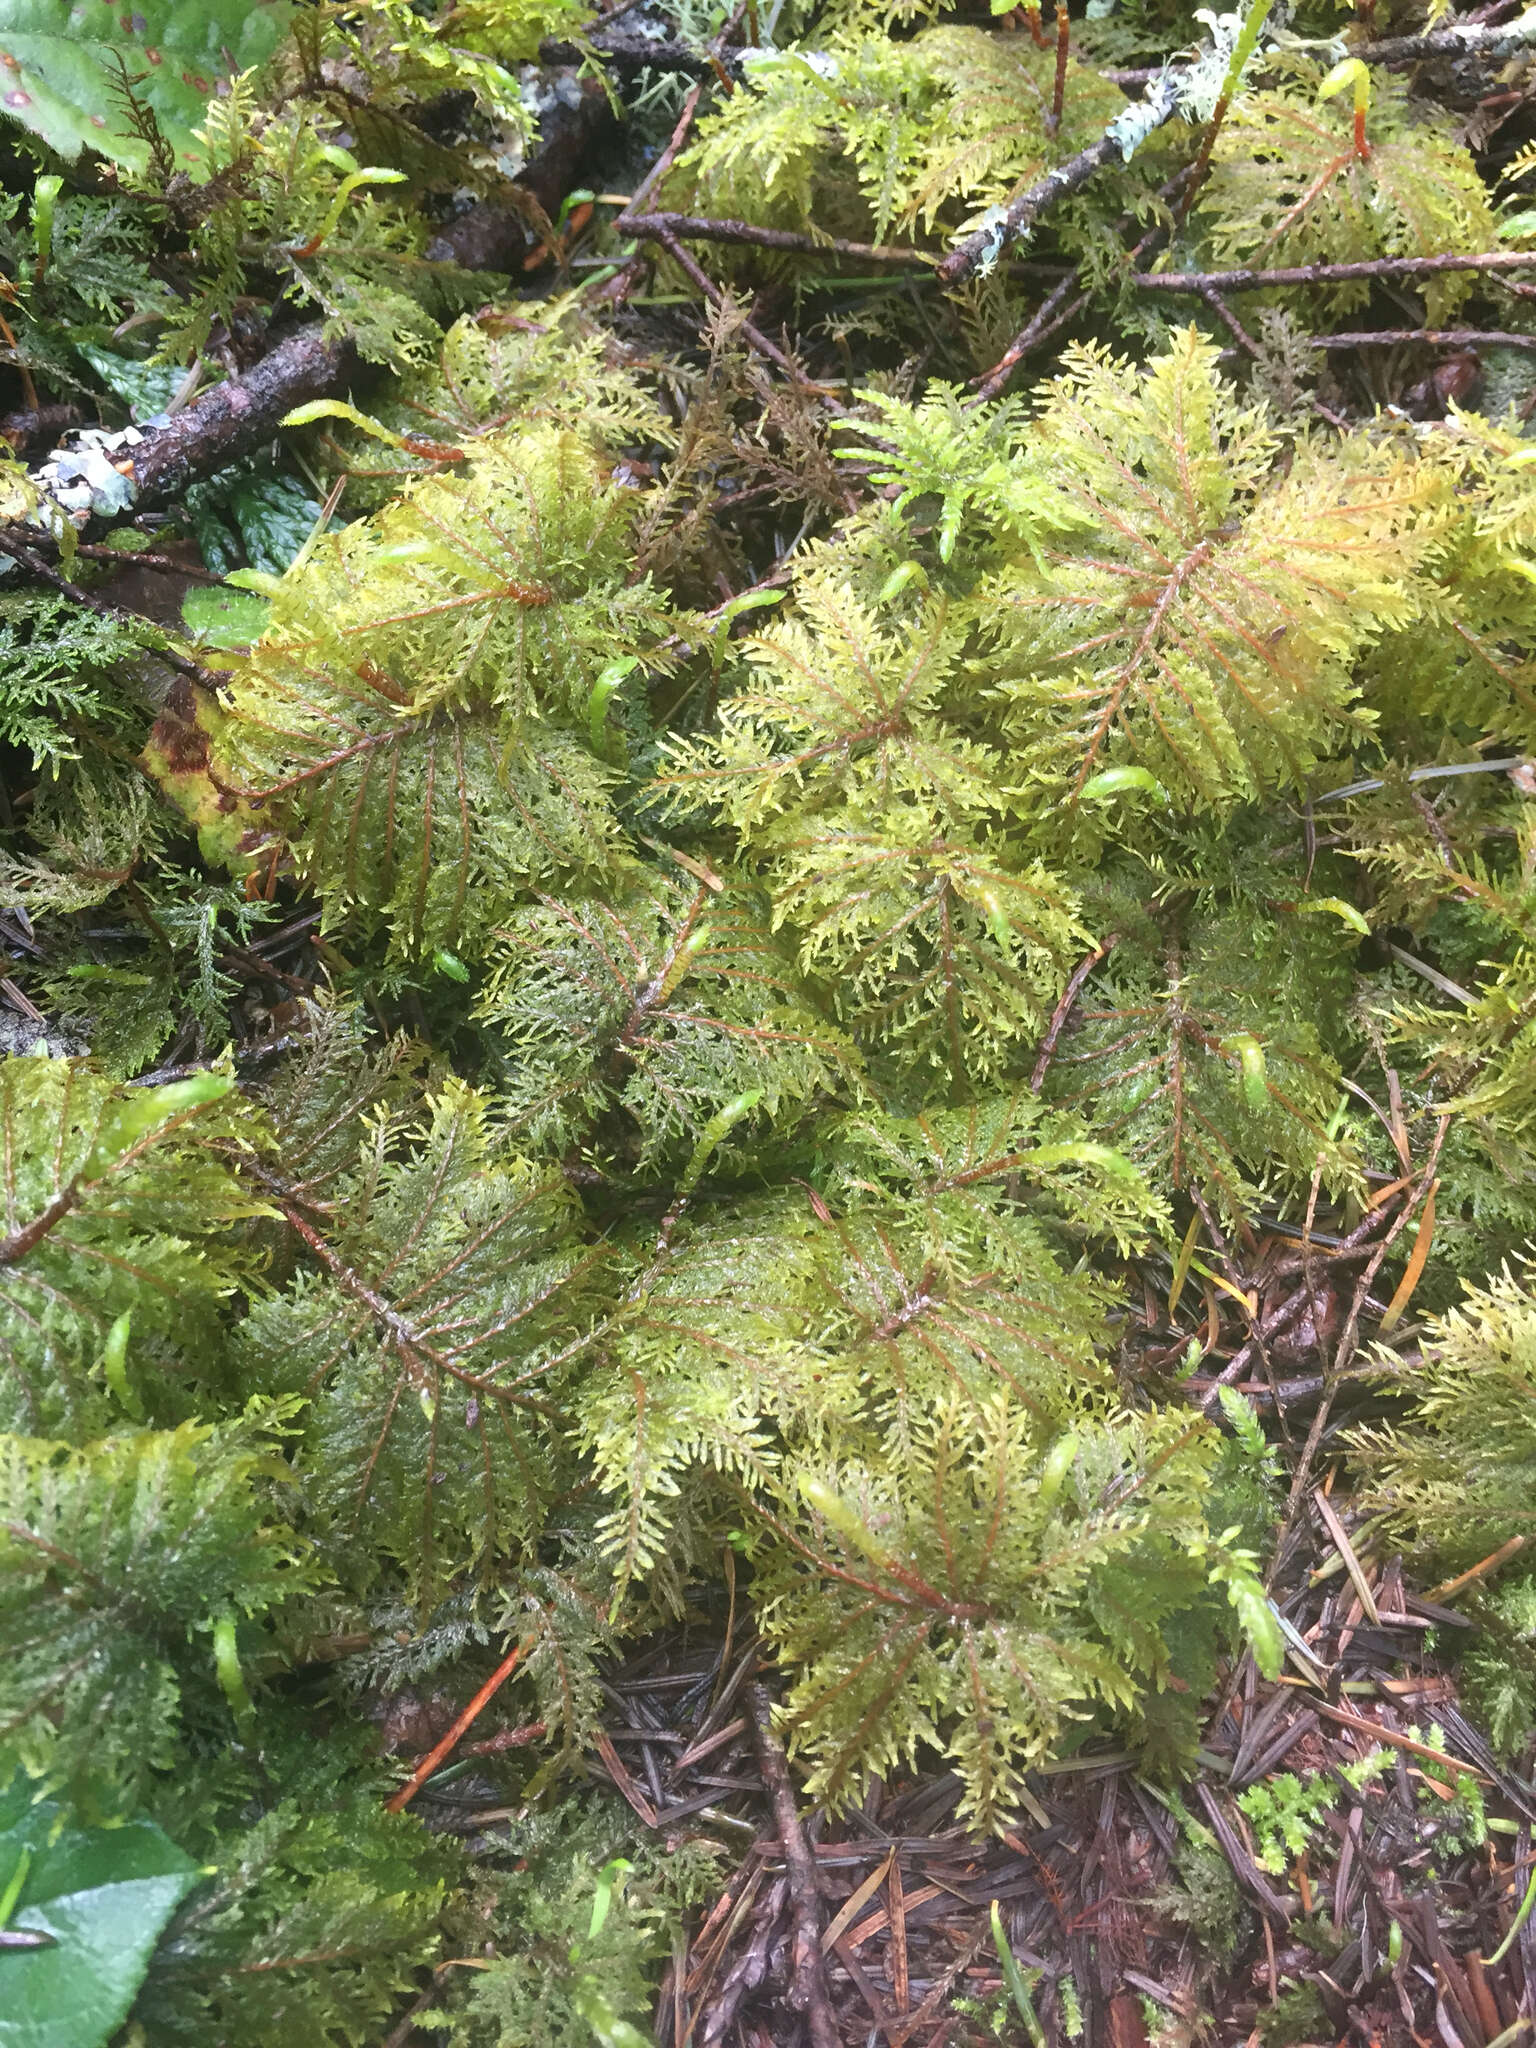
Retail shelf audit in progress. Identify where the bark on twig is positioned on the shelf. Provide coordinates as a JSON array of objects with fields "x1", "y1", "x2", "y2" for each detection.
[
  {"x1": 974, "y1": 273, "x2": 1090, "y2": 395},
  {"x1": 1101, "y1": 10, "x2": 1536, "y2": 87},
  {"x1": 1347, "y1": 14, "x2": 1536, "y2": 65},
  {"x1": 1302, "y1": 326, "x2": 1536, "y2": 351},
  {"x1": 31, "y1": 74, "x2": 615, "y2": 518},
  {"x1": 748, "y1": 1681, "x2": 840, "y2": 2048},
  {"x1": 972, "y1": 166, "x2": 1194, "y2": 396},
  {"x1": 1132, "y1": 249, "x2": 1536, "y2": 294},
  {"x1": 1030, "y1": 934, "x2": 1119, "y2": 1093},
  {"x1": 620, "y1": 209, "x2": 939, "y2": 268},
  {"x1": 128, "y1": 324, "x2": 357, "y2": 509},
  {"x1": 937, "y1": 73, "x2": 1180, "y2": 286},
  {"x1": 940, "y1": 7, "x2": 1536, "y2": 291},
  {"x1": 0, "y1": 527, "x2": 215, "y2": 683}
]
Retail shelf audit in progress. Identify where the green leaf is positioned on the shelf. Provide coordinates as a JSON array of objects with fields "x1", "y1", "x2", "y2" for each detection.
[
  {"x1": 1290, "y1": 895, "x2": 1370, "y2": 936},
  {"x1": 73, "y1": 344, "x2": 182, "y2": 422},
  {"x1": 182, "y1": 468, "x2": 329, "y2": 581},
  {"x1": 989, "y1": 1900, "x2": 1046, "y2": 2047},
  {"x1": 1221, "y1": 1033, "x2": 1269, "y2": 1114},
  {"x1": 98, "y1": 1309, "x2": 141, "y2": 1421},
  {"x1": 281, "y1": 399, "x2": 409, "y2": 447},
  {"x1": 209, "y1": 1612, "x2": 255, "y2": 1735},
  {"x1": 0, "y1": 1778, "x2": 198, "y2": 2048},
  {"x1": 586, "y1": 1858, "x2": 632, "y2": 1942},
  {"x1": 569, "y1": 1983, "x2": 657, "y2": 2048},
  {"x1": 0, "y1": 0, "x2": 292, "y2": 172},
  {"x1": 1079, "y1": 765, "x2": 1170, "y2": 805},
  {"x1": 1221, "y1": 1569, "x2": 1285, "y2": 1680},
  {"x1": 84, "y1": 1071, "x2": 232, "y2": 1177},
  {"x1": 180, "y1": 586, "x2": 270, "y2": 649},
  {"x1": 1017, "y1": 1140, "x2": 1145, "y2": 1183},
  {"x1": 587, "y1": 654, "x2": 638, "y2": 757}
]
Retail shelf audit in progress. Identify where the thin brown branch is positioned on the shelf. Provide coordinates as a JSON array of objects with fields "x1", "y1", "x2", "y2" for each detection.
[
  {"x1": 68, "y1": 542, "x2": 226, "y2": 580},
  {"x1": 631, "y1": 81, "x2": 706, "y2": 217},
  {"x1": 0, "y1": 1185, "x2": 80, "y2": 1266},
  {"x1": 1304, "y1": 326, "x2": 1536, "y2": 351},
  {"x1": 1049, "y1": 0, "x2": 1071, "y2": 133},
  {"x1": 974, "y1": 274, "x2": 1090, "y2": 397},
  {"x1": 0, "y1": 530, "x2": 216, "y2": 686},
  {"x1": 972, "y1": 167, "x2": 1193, "y2": 398},
  {"x1": 1133, "y1": 250, "x2": 1536, "y2": 293},
  {"x1": 1199, "y1": 285, "x2": 1263, "y2": 358},
  {"x1": 591, "y1": 82, "x2": 707, "y2": 306},
  {"x1": 936, "y1": 70, "x2": 1181, "y2": 285},
  {"x1": 619, "y1": 210, "x2": 937, "y2": 269},
  {"x1": 384, "y1": 1639, "x2": 526, "y2": 1812},
  {"x1": 651, "y1": 226, "x2": 847, "y2": 406},
  {"x1": 748, "y1": 1680, "x2": 841, "y2": 2048},
  {"x1": 1030, "y1": 935, "x2": 1120, "y2": 1093}
]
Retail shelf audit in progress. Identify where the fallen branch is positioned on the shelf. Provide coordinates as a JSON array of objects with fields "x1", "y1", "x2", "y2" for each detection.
[
  {"x1": 1101, "y1": 8, "x2": 1536, "y2": 84},
  {"x1": 1132, "y1": 249, "x2": 1536, "y2": 293},
  {"x1": 1345, "y1": 10, "x2": 1536, "y2": 66},
  {"x1": 619, "y1": 209, "x2": 938, "y2": 269},
  {"x1": 936, "y1": 68, "x2": 1181, "y2": 285},
  {"x1": 972, "y1": 166, "x2": 1195, "y2": 395},
  {"x1": 1302, "y1": 326, "x2": 1536, "y2": 350},
  {"x1": 974, "y1": 273, "x2": 1089, "y2": 396},
  {"x1": 128, "y1": 325, "x2": 356, "y2": 509},
  {"x1": 748, "y1": 1680, "x2": 840, "y2": 2048},
  {"x1": 23, "y1": 323, "x2": 357, "y2": 531}
]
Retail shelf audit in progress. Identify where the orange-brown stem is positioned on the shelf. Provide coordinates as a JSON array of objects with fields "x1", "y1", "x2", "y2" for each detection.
[
  {"x1": 1051, "y1": 0, "x2": 1070, "y2": 130},
  {"x1": 384, "y1": 1641, "x2": 525, "y2": 1813}
]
